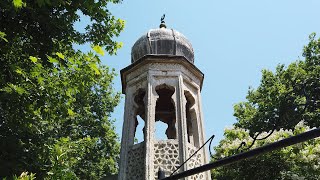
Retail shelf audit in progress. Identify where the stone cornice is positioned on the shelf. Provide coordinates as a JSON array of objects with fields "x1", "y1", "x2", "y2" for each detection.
[{"x1": 120, "y1": 55, "x2": 204, "y2": 94}]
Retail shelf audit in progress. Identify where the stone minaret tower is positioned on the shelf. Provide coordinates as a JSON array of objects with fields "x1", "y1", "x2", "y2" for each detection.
[{"x1": 119, "y1": 20, "x2": 211, "y2": 180}]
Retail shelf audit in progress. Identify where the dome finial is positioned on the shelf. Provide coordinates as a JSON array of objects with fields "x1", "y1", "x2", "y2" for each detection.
[{"x1": 159, "y1": 14, "x2": 166, "y2": 28}]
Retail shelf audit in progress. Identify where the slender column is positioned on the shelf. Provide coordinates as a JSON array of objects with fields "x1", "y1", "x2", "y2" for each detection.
[
  {"x1": 170, "y1": 88, "x2": 178, "y2": 142},
  {"x1": 190, "y1": 106, "x2": 200, "y2": 148},
  {"x1": 144, "y1": 74, "x2": 158, "y2": 179},
  {"x1": 176, "y1": 74, "x2": 188, "y2": 179}
]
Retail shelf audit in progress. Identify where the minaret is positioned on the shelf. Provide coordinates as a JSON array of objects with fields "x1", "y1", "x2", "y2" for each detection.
[{"x1": 119, "y1": 19, "x2": 211, "y2": 180}]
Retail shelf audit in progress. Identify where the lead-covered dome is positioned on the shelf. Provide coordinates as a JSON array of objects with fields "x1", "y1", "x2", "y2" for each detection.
[{"x1": 131, "y1": 28, "x2": 194, "y2": 63}]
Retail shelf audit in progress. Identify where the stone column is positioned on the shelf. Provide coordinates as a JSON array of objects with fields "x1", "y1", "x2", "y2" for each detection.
[
  {"x1": 177, "y1": 74, "x2": 188, "y2": 178},
  {"x1": 144, "y1": 74, "x2": 158, "y2": 179}
]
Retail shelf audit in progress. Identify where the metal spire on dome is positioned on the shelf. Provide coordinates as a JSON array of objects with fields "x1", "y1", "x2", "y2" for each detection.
[{"x1": 159, "y1": 14, "x2": 166, "y2": 28}]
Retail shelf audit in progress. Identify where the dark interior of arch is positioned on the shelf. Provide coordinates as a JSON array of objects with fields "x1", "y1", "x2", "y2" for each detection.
[
  {"x1": 155, "y1": 84, "x2": 176, "y2": 139},
  {"x1": 185, "y1": 91, "x2": 197, "y2": 146},
  {"x1": 134, "y1": 89, "x2": 146, "y2": 143}
]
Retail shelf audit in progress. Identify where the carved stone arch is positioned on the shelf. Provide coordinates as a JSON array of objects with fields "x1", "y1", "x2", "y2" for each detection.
[
  {"x1": 132, "y1": 88, "x2": 146, "y2": 144},
  {"x1": 184, "y1": 90, "x2": 200, "y2": 148},
  {"x1": 153, "y1": 76, "x2": 177, "y2": 90},
  {"x1": 184, "y1": 90, "x2": 196, "y2": 108},
  {"x1": 154, "y1": 83, "x2": 177, "y2": 139},
  {"x1": 134, "y1": 88, "x2": 146, "y2": 119}
]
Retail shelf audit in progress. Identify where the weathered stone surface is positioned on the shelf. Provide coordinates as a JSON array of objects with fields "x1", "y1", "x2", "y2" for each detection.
[
  {"x1": 131, "y1": 28, "x2": 194, "y2": 63},
  {"x1": 121, "y1": 55, "x2": 203, "y2": 94}
]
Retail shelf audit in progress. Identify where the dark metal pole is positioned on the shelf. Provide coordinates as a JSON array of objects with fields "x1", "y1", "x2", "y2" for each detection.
[
  {"x1": 161, "y1": 128, "x2": 320, "y2": 180},
  {"x1": 158, "y1": 167, "x2": 165, "y2": 179}
]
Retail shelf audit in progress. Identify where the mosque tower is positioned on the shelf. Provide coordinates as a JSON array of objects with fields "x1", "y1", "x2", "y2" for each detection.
[{"x1": 118, "y1": 17, "x2": 211, "y2": 180}]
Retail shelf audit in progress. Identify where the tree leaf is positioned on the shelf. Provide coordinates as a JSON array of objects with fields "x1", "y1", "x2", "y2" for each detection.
[
  {"x1": 89, "y1": 63, "x2": 100, "y2": 75},
  {"x1": 0, "y1": 31, "x2": 8, "y2": 42},
  {"x1": 29, "y1": 56, "x2": 38, "y2": 63},
  {"x1": 67, "y1": 109, "x2": 75, "y2": 116},
  {"x1": 12, "y1": 0, "x2": 26, "y2": 8},
  {"x1": 9, "y1": 84, "x2": 26, "y2": 95},
  {"x1": 47, "y1": 56, "x2": 59, "y2": 64},
  {"x1": 56, "y1": 52, "x2": 65, "y2": 59},
  {"x1": 15, "y1": 68, "x2": 23, "y2": 74},
  {"x1": 92, "y1": 45, "x2": 105, "y2": 56}
]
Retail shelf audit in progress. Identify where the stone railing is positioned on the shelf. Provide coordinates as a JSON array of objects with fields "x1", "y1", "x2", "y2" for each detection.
[
  {"x1": 153, "y1": 140, "x2": 180, "y2": 179},
  {"x1": 126, "y1": 142, "x2": 145, "y2": 179}
]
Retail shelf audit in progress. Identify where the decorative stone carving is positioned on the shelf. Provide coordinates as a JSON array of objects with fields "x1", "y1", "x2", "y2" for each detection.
[
  {"x1": 187, "y1": 143, "x2": 205, "y2": 180},
  {"x1": 126, "y1": 143, "x2": 145, "y2": 179},
  {"x1": 153, "y1": 140, "x2": 180, "y2": 178}
]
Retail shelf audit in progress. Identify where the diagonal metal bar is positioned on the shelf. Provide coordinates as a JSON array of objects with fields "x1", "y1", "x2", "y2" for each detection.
[
  {"x1": 161, "y1": 128, "x2": 320, "y2": 180},
  {"x1": 170, "y1": 134, "x2": 215, "y2": 176}
]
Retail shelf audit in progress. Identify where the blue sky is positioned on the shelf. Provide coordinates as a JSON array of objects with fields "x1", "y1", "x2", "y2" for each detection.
[{"x1": 76, "y1": 0, "x2": 320, "y2": 146}]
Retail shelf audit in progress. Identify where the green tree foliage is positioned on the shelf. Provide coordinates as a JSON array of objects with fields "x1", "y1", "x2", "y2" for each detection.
[
  {"x1": 12, "y1": 172, "x2": 35, "y2": 180},
  {"x1": 0, "y1": 0, "x2": 124, "y2": 179},
  {"x1": 212, "y1": 122, "x2": 320, "y2": 180},
  {"x1": 1, "y1": 0, "x2": 124, "y2": 89},
  {"x1": 1, "y1": 50, "x2": 121, "y2": 179},
  {"x1": 0, "y1": 0, "x2": 124, "y2": 57},
  {"x1": 234, "y1": 33, "x2": 320, "y2": 135},
  {"x1": 212, "y1": 34, "x2": 320, "y2": 179}
]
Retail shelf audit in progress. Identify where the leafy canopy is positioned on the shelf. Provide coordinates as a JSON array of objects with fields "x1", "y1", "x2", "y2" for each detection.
[
  {"x1": 1, "y1": 49, "x2": 121, "y2": 179},
  {"x1": 1, "y1": 0, "x2": 125, "y2": 56},
  {"x1": 212, "y1": 123, "x2": 320, "y2": 180},
  {"x1": 212, "y1": 33, "x2": 320, "y2": 179},
  {"x1": 0, "y1": 0, "x2": 124, "y2": 179},
  {"x1": 234, "y1": 33, "x2": 320, "y2": 135}
]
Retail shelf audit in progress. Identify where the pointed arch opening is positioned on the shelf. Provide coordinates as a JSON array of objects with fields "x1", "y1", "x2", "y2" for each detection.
[
  {"x1": 133, "y1": 89, "x2": 146, "y2": 144},
  {"x1": 155, "y1": 84, "x2": 177, "y2": 140},
  {"x1": 185, "y1": 91, "x2": 200, "y2": 148}
]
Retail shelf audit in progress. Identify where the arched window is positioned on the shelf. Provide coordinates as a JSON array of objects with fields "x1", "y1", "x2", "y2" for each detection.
[
  {"x1": 134, "y1": 115, "x2": 145, "y2": 144},
  {"x1": 155, "y1": 84, "x2": 177, "y2": 140},
  {"x1": 133, "y1": 89, "x2": 146, "y2": 144},
  {"x1": 155, "y1": 121, "x2": 168, "y2": 140},
  {"x1": 185, "y1": 91, "x2": 199, "y2": 147}
]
